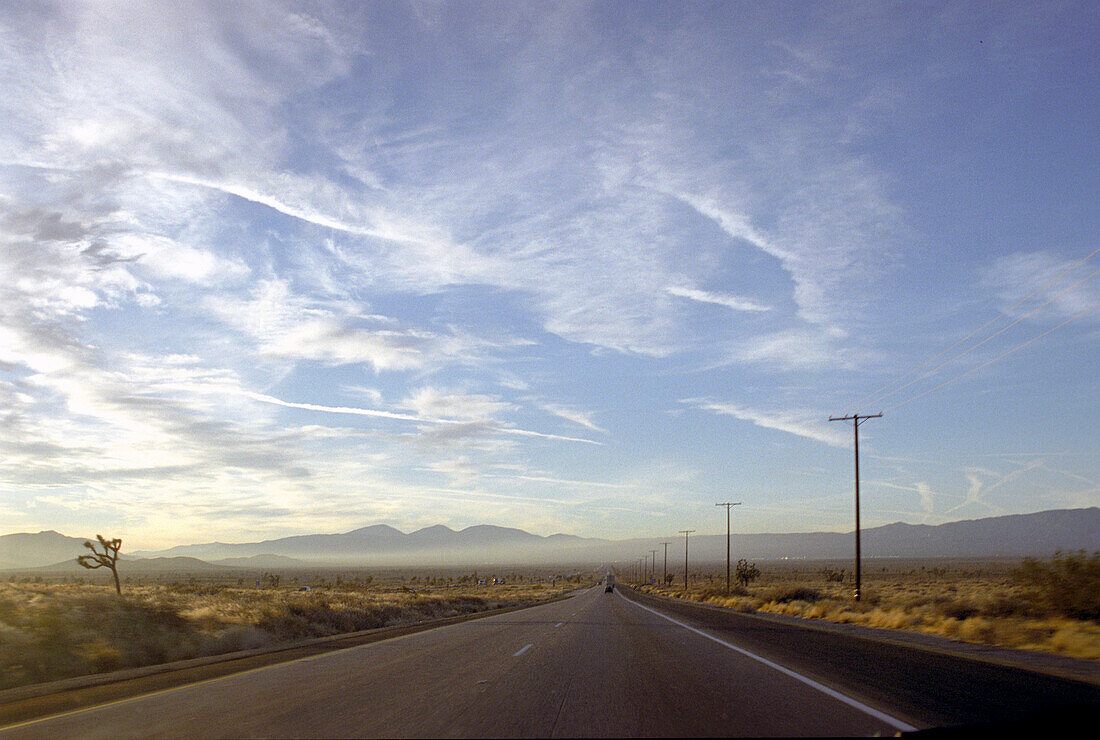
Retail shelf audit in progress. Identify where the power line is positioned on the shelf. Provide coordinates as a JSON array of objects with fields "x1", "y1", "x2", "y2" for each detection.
[
  {"x1": 849, "y1": 247, "x2": 1100, "y2": 411},
  {"x1": 886, "y1": 302, "x2": 1098, "y2": 412},
  {"x1": 862, "y1": 265, "x2": 1099, "y2": 409}
]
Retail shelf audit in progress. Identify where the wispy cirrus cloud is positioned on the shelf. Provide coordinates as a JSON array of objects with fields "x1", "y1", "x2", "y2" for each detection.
[
  {"x1": 1, "y1": 2, "x2": 1094, "y2": 545},
  {"x1": 666, "y1": 285, "x2": 770, "y2": 313},
  {"x1": 242, "y1": 391, "x2": 601, "y2": 446},
  {"x1": 983, "y1": 251, "x2": 1100, "y2": 325},
  {"x1": 682, "y1": 398, "x2": 847, "y2": 448},
  {"x1": 733, "y1": 328, "x2": 856, "y2": 372}
]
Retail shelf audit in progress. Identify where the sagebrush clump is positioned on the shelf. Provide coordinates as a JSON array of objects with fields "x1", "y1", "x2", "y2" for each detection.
[
  {"x1": 1013, "y1": 551, "x2": 1100, "y2": 620},
  {"x1": 0, "y1": 578, "x2": 577, "y2": 691},
  {"x1": 640, "y1": 555, "x2": 1100, "y2": 659}
]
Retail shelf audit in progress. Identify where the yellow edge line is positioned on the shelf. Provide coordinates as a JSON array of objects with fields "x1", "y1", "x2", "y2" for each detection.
[
  {"x1": 2, "y1": 629, "x2": 426, "y2": 732},
  {"x1": 4, "y1": 590, "x2": 590, "y2": 732}
]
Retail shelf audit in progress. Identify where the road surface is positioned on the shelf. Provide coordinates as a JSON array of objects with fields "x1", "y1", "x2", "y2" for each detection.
[{"x1": 3, "y1": 585, "x2": 1097, "y2": 737}]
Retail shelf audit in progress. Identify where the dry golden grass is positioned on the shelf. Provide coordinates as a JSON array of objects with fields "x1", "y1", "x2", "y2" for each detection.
[
  {"x1": 640, "y1": 557, "x2": 1100, "y2": 661},
  {"x1": 0, "y1": 577, "x2": 582, "y2": 691}
]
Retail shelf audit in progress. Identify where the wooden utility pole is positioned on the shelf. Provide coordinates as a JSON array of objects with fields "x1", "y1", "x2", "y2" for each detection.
[
  {"x1": 678, "y1": 530, "x2": 695, "y2": 589},
  {"x1": 660, "y1": 542, "x2": 670, "y2": 585},
  {"x1": 828, "y1": 412, "x2": 882, "y2": 601},
  {"x1": 715, "y1": 502, "x2": 742, "y2": 593},
  {"x1": 649, "y1": 549, "x2": 658, "y2": 585}
]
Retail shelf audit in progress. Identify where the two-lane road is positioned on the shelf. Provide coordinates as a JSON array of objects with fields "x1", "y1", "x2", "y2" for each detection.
[{"x1": 4, "y1": 586, "x2": 1097, "y2": 737}]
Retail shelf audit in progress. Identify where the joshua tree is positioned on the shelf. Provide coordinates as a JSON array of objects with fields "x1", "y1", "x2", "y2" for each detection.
[
  {"x1": 77, "y1": 535, "x2": 123, "y2": 595},
  {"x1": 735, "y1": 558, "x2": 761, "y2": 588}
]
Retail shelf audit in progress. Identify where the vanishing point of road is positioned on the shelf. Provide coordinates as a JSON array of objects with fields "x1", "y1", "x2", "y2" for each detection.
[{"x1": 3, "y1": 586, "x2": 1098, "y2": 737}]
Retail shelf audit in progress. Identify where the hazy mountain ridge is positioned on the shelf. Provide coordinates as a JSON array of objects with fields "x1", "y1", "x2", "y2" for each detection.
[
  {"x1": 15, "y1": 556, "x2": 238, "y2": 575},
  {"x1": 2, "y1": 508, "x2": 1097, "y2": 571},
  {"x1": 0, "y1": 531, "x2": 96, "y2": 571},
  {"x1": 126, "y1": 524, "x2": 590, "y2": 566},
  {"x1": 659, "y1": 507, "x2": 1100, "y2": 562}
]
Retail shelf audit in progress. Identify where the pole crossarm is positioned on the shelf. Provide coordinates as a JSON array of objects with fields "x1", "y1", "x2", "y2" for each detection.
[
  {"x1": 828, "y1": 412, "x2": 883, "y2": 602},
  {"x1": 828, "y1": 412, "x2": 883, "y2": 424}
]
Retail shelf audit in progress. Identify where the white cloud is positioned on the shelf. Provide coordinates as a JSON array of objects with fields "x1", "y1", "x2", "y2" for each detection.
[
  {"x1": 666, "y1": 285, "x2": 770, "y2": 313},
  {"x1": 1, "y1": 3, "x2": 1093, "y2": 544},
  {"x1": 536, "y1": 403, "x2": 607, "y2": 434},
  {"x1": 264, "y1": 319, "x2": 433, "y2": 371},
  {"x1": 915, "y1": 481, "x2": 936, "y2": 514},
  {"x1": 683, "y1": 398, "x2": 848, "y2": 448},
  {"x1": 242, "y1": 391, "x2": 601, "y2": 447},
  {"x1": 734, "y1": 328, "x2": 852, "y2": 371},
  {"x1": 116, "y1": 232, "x2": 249, "y2": 285},
  {"x1": 400, "y1": 387, "x2": 513, "y2": 422},
  {"x1": 983, "y1": 252, "x2": 1100, "y2": 324}
]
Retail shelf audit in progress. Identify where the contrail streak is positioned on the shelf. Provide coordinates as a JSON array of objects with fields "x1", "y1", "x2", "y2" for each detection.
[{"x1": 242, "y1": 391, "x2": 602, "y2": 446}]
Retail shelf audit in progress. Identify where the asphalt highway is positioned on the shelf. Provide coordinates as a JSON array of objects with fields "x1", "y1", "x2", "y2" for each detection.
[{"x1": 3, "y1": 585, "x2": 1097, "y2": 738}]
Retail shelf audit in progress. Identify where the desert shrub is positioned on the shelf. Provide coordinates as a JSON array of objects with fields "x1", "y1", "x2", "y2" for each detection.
[
  {"x1": 761, "y1": 585, "x2": 821, "y2": 604},
  {"x1": 715, "y1": 584, "x2": 749, "y2": 597},
  {"x1": 76, "y1": 638, "x2": 125, "y2": 673},
  {"x1": 1013, "y1": 551, "x2": 1100, "y2": 620},
  {"x1": 208, "y1": 625, "x2": 271, "y2": 653},
  {"x1": 822, "y1": 567, "x2": 845, "y2": 583},
  {"x1": 408, "y1": 596, "x2": 447, "y2": 618},
  {"x1": 447, "y1": 596, "x2": 486, "y2": 610},
  {"x1": 937, "y1": 599, "x2": 980, "y2": 621},
  {"x1": 0, "y1": 595, "x2": 17, "y2": 622},
  {"x1": 0, "y1": 580, "x2": 578, "y2": 691},
  {"x1": 976, "y1": 594, "x2": 1034, "y2": 619},
  {"x1": 735, "y1": 559, "x2": 761, "y2": 587}
]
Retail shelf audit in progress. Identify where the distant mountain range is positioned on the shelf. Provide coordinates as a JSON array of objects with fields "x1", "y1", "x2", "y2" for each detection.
[
  {"x1": 128, "y1": 524, "x2": 595, "y2": 567},
  {"x1": 0, "y1": 530, "x2": 95, "y2": 572},
  {"x1": 2, "y1": 508, "x2": 1097, "y2": 572},
  {"x1": 638, "y1": 507, "x2": 1100, "y2": 563}
]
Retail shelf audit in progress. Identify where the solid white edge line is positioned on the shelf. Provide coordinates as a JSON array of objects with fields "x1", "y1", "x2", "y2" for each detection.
[
  {"x1": 513, "y1": 643, "x2": 533, "y2": 657},
  {"x1": 617, "y1": 591, "x2": 918, "y2": 733}
]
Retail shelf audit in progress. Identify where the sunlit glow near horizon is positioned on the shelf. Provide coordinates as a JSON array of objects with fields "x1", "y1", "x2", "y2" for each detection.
[{"x1": 1, "y1": 1, "x2": 1097, "y2": 550}]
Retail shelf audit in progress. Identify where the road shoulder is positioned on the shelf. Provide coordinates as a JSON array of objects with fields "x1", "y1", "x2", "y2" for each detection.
[
  {"x1": 622, "y1": 587, "x2": 1100, "y2": 686},
  {"x1": 0, "y1": 588, "x2": 587, "y2": 729}
]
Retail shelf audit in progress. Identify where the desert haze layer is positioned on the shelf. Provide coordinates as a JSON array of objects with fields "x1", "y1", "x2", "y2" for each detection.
[{"x1": 2, "y1": 508, "x2": 1098, "y2": 572}]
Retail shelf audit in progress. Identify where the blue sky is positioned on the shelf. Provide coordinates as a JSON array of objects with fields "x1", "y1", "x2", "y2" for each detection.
[{"x1": 1, "y1": 1, "x2": 1097, "y2": 549}]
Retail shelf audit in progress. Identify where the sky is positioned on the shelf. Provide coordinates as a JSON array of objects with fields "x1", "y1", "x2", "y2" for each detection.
[{"x1": 1, "y1": 1, "x2": 1097, "y2": 550}]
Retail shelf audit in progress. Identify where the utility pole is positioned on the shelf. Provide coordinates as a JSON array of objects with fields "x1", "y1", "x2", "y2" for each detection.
[
  {"x1": 660, "y1": 542, "x2": 670, "y2": 586},
  {"x1": 649, "y1": 549, "x2": 658, "y2": 585},
  {"x1": 678, "y1": 529, "x2": 695, "y2": 589},
  {"x1": 715, "y1": 501, "x2": 742, "y2": 593},
  {"x1": 828, "y1": 412, "x2": 883, "y2": 601}
]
